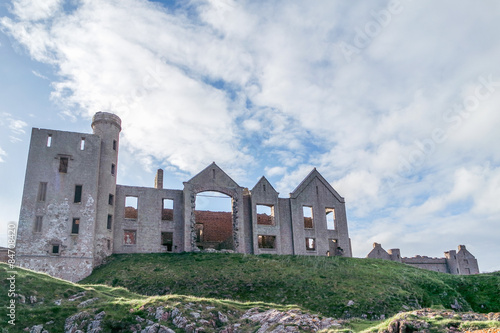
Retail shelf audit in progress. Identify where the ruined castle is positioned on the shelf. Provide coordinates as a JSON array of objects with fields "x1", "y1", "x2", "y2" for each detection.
[
  {"x1": 15, "y1": 112, "x2": 352, "y2": 282},
  {"x1": 367, "y1": 243, "x2": 479, "y2": 274}
]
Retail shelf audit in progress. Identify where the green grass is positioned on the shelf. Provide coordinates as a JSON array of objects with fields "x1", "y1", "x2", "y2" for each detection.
[
  {"x1": 1, "y1": 253, "x2": 499, "y2": 332},
  {"x1": 81, "y1": 253, "x2": 500, "y2": 318}
]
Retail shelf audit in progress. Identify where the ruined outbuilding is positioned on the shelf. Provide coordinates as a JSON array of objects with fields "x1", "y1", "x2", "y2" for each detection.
[
  {"x1": 367, "y1": 243, "x2": 479, "y2": 275},
  {"x1": 16, "y1": 112, "x2": 352, "y2": 282}
]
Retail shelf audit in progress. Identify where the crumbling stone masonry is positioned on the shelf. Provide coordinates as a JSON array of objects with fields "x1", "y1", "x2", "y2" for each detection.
[
  {"x1": 16, "y1": 112, "x2": 352, "y2": 282},
  {"x1": 366, "y1": 243, "x2": 479, "y2": 275}
]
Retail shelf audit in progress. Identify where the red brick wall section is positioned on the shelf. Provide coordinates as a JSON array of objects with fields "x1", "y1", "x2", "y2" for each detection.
[
  {"x1": 195, "y1": 211, "x2": 232, "y2": 242},
  {"x1": 257, "y1": 213, "x2": 274, "y2": 225}
]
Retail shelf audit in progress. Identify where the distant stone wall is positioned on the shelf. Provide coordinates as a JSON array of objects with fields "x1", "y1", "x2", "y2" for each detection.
[
  {"x1": 401, "y1": 257, "x2": 449, "y2": 273},
  {"x1": 366, "y1": 243, "x2": 479, "y2": 275}
]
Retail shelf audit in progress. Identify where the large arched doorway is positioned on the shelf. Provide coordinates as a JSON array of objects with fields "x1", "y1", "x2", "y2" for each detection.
[{"x1": 194, "y1": 191, "x2": 234, "y2": 250}]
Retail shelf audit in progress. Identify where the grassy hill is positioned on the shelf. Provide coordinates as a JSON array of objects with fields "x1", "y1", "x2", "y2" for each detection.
[
  {"x1": 1, "y1": 253, "x2": 499, "y2": 332},
  {"x1": 81, "y1": 253, "x2": 500, "y2": 318}
]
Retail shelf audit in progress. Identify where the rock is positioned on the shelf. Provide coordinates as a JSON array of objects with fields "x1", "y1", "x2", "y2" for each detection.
[
  {"x1": 54, "y1": 299, "x2": 62, "y2": 305},
  {"x1": 141, "y1": 323, "x2": 159, "y2": 333},
  {"x1": 29, "y1": 325, "x2": 44, "y2": 333},
  {"x1": 30, "y1": 295, "x2": 37, "y2": 304},
  {"x1": 451, "y1": 299, "x2": 462, "y2": 310},
  {"x1": 77, "y1": 297, "x2": 99, "y2": 308},
  {"x1": 158, "y1": 326, "x2": 175, "y2": 333},
  {"x1": 218, "y1": 311, "x2": 228, "y2": 323},
  {"x1": 87, "y1": 319, "x2": 103, "y2": 333},
  {"x1": 94, "y1": 311, "x2": 105, "y2": 320},
  {"x1": 161, "y1": 312, "x2": 170, "y2": 321},
  {"x1": 18, "y1": 294, "x2": 26, "y2": 303},
  {"x1": 191, "y1": 311, "x2": 201, "y2": 319},
  {"x1": 136, "y1": 316, "x2": 145, "y2": 323},
  {"x1": 173, "y1": 316, "x2": 188, "y2": 328},
  {"x1": 68, "y1": 292, "x2": 86, "y2": 301},
  {"x1": 185, "y1": 323, "x2": 196, "y2": 333},
  {"x1": 347, "y1": 300, "x2": 355, "y2": 307},
  {"x1": 171, "y1": 307, "x2": 180, "y2": 318},
  {"x1": 65, "y1": 311, "x2": 91, "y2": 333},
  {"x1": 155, "y1": 307, "x2": 165, "y2": 320}
]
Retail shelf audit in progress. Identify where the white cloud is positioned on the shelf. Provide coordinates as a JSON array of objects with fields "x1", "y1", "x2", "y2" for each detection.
[
  {"x1": 32, "y1": 70, "x2": 48, "y2": 80},
  {"x1": 0, "y1": 146, "x2": 6, "y2": 162},
  {"x1": 8, "y1": 118, "x2": 27, "y2": 134},
  {"x1": 2, "y1": 0, "x2": 500, "y2": 271},
  {"x1": 264, "y1": 166, "x2": 287, "y2": 178},
  {"x1": 11, "y1": 0, "x2": 62, "y2": 21}
]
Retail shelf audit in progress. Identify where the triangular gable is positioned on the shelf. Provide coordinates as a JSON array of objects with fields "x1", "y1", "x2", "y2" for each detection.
[
  {"x1": 186, "y1": 162, "x2": 240, "y2": 188},
  {"x1": 251, "y1": 176, "x2": 279, "y2": 195},
  {"x1": 366, "y1": 243, "x2": 391, "y2": 260},
  {"x1": 290, "y1": 168, "x2": 344, "y2": 202}
]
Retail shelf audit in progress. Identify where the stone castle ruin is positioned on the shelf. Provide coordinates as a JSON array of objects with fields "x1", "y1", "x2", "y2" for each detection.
[
  {"x1": 15, "y1": 112, "x2": 352, "y2": 282},
  {"x1": 367, "y1": 243, "x2": 479, "y2": 274}
]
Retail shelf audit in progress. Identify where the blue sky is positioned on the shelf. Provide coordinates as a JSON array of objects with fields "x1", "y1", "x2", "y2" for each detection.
[{"x1": 1, "y1": 0, "x2": 499, "y2": 272}]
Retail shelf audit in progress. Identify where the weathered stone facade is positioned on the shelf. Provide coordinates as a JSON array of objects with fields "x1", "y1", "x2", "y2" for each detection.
[
  {"x1": 16, "y1": 112, "x2": 352, "y2": 282},
  {"x1": 366, "y1": 243, "x2": 479, "y2": 275}
]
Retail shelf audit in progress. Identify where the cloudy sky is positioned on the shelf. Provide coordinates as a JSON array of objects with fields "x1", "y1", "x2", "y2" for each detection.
[{"x1": 1, "y1": 0, "x2": 499, "y2": 272}]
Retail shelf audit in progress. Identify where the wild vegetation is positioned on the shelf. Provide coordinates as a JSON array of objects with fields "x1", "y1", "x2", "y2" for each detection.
[{"x1": 1, "y1": 253, "x2": 499, "y2": 332}]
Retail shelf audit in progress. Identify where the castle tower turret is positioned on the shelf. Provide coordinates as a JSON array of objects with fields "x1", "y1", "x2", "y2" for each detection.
[{"x1": 91, "y1": 112, "x2": 121, "y2": 266}]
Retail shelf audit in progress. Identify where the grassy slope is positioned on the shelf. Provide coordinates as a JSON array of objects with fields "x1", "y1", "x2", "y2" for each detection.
[
  {"x1": 80, "y1": 253, "x2": 500, "y2": 319},
  {"x1": 0, "y1": 263, "x2": 300, "y2": 333},
  {"x1": 1, "y1": 254, "x2": 499, "y2": 332}
]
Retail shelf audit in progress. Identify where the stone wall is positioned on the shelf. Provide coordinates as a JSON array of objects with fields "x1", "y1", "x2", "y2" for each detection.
[
  {"x1": 366, "y1": 243, "x2": 480, "y2": 275},
  {"x1": 16, "y1": 113, "x2": 354, "y2": 282}
]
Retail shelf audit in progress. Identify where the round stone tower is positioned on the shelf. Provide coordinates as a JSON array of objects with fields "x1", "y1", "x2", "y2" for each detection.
[{"x1": 91, "y1": 112, "x2": 122, "y2": 266}]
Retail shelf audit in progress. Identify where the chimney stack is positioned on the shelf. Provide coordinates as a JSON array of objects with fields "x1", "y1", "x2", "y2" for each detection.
[{"x1": 154, "y1": 169, "x2": 164, "y2": 189}]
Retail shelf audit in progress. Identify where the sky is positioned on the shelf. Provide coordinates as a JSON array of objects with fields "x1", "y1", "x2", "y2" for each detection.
[{"x1": 0, "y1": 0, "x2": 499, "y2": 272}]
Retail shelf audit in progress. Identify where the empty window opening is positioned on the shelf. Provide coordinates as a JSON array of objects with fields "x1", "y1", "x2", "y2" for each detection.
[
  {"x1": 71, "y1": 218, "x2": 80, "y2": 234},
  {"x1": 74, "y1": 185, "x2": 82, "y2": 203},
  {"x1": 256, "y1": 204, "x2": 275, "y2": 225},
  {"x1": 303, "y1": 206, "x2": 313, "y2": 228},
  {"x1": 111, "y1": 163, "x2": 116, "y2": 175},
  {"x1": 161, "y1": 232, "x2": 173, "y2": 251},
  {"x1": 52, "y1": 244, "x2": 60, "y2": 255},
  {"x1": 125, "y1": 196, "x2": 138, "y2": 219},
  {"x1": 80, "y1": 138, "x2": 85, "y2": 150},
  {"x1": 263, "y1": 184, "x2": 266, "y2": 192},
  {"x1": 195, "y1": 191, "x2": 233, "y2": 251},
  {"x1": 464, "y1": 259, "x2": 469, "y2": 264},
  {"x1": 59, "y1": 157, "x2": 69, "y2": 173},
  {"x1": 316, "y1": 186, "x2": 319, "y2": 195},
  {"x1": 47, "y1": 134, "x2": 52, "y2": 147},
  {"x1": 328, "y1": 239, "x2": 343, "y2": 256},
  {"x1": 212, "y1": 169, "x2": 216, "y2": 179},
  {"x1": 162, "y1": 199, "x2": 174, "y2": 220},
  {"x1": 113, "y1": 140, "x2": 117, "y2": 151},
  {"x1": 306, "y1": 237, "x2": 316, "y2": 251},
  {"x1": 34, "y1": 216, "x2": 43, "y2": 233},
  {"x1": 258, "y1": 235, "x2": 276, "y2": 249},
  {"x1": 108, "y1": 194, "x2": 114, "y2": 205},
  {"x1": 124, "y1": 230, "x2": 136, "y2": 245},
  {"x1": 37, "y1": 182, "x2": 47, "y2": 202},
  {"x1": 326, "y1": 208, "x2": 335, "y2": 230},
  {"x1": 465, "y1": 268, "x2": 471, "y2": 274},
  {"x1": 107, "y1": 239, "x2": 111, "y2": 250},
  {"x1": 107, "y1": 214, "x2": 113, "y2": 230}
]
